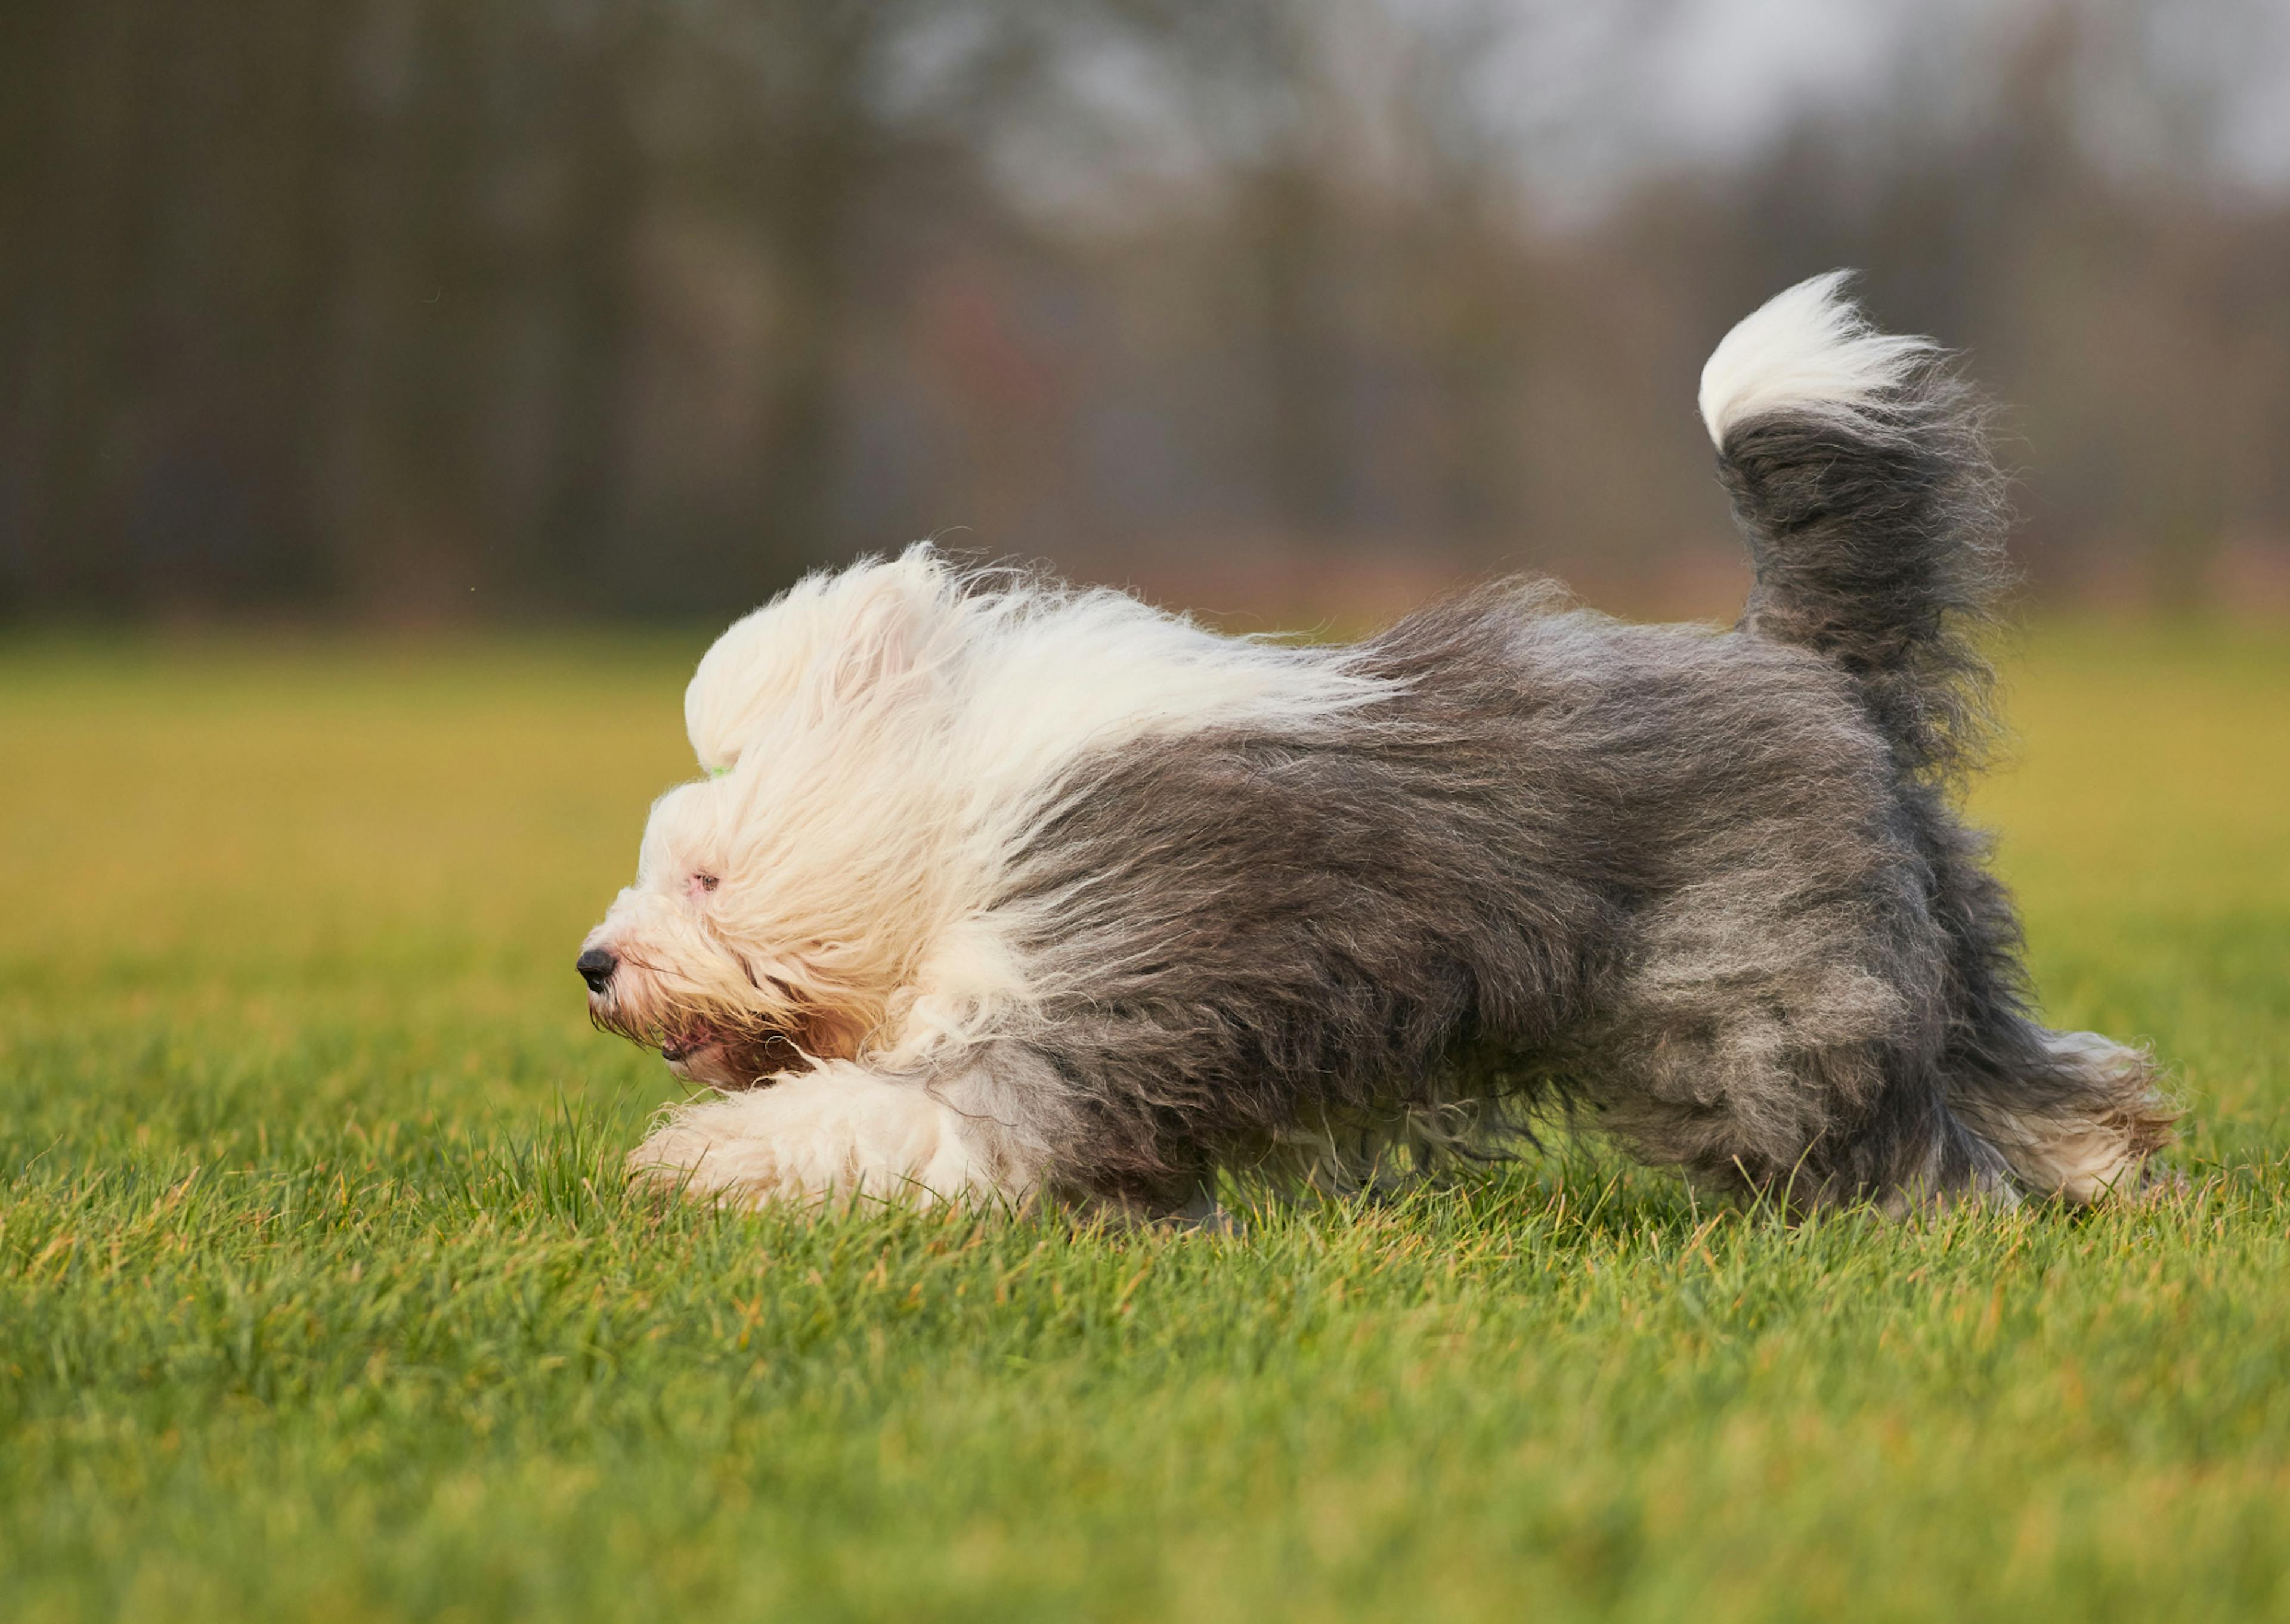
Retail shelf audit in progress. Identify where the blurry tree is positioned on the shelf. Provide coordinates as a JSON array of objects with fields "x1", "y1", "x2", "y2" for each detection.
[{"x1": 0, "y1": 0, "x2": 2285, "y2": 621}]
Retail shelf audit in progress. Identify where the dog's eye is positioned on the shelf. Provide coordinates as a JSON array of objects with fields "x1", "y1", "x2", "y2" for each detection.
[{"x1": 691, "y1": 872, "x2": 719, "y2": 897}]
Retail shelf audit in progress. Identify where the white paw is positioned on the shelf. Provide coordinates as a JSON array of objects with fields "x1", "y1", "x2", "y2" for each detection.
[
  {"x1": 624, "y1": 1108, "x2": 798, "y2": 1203},
  {"x1": 623, "y1": 1062, "x2": 1002, "y2": 1210}
]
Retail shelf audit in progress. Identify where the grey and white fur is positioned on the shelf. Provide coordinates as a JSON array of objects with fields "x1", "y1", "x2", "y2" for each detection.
[{"x1": 578, "y1": 271, "x2": 2175, "y2": 1216}]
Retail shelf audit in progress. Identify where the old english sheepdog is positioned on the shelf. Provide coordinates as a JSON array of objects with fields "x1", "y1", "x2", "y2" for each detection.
[{"x1": 578, "y1": 271, "x2": 2174, "y2": 1216}]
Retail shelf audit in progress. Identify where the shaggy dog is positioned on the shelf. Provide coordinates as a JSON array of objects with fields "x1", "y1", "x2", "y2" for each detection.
[{"x1": 578, "y1": 272, "x2": 2174, "y2": 1216}]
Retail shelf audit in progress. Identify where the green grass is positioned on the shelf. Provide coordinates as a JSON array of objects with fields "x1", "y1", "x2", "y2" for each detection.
[{"x1": 3, "y1": 622, "x2": 2288, "y2": 1622}]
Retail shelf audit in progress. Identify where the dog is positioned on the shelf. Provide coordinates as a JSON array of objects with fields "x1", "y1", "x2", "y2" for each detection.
[{"x1": 578, "y1": 271, "x2": 2174, "y2": 1216}]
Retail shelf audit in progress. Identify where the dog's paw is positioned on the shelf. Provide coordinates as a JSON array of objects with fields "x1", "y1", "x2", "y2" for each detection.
[
  {"x1": 624, "y1": 1109, "x2": 798, "y2": 1205},
  {"x1": 622, "y1": 1062, "x2": 1000, "y2": 1211}
]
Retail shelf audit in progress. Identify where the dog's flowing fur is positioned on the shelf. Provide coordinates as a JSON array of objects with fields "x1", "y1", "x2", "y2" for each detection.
[{"x1": 581, "y1": 272, "x2": 2175, "y2": 1214}]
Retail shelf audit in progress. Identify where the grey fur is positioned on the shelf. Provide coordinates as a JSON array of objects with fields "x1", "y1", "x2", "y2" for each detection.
[{"x1": 958, "y1": 340, "x2": 2173, "y2": 1213}]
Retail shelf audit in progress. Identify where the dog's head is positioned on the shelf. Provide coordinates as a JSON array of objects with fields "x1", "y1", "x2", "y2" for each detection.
[{"x1": 578, "y1": 550, "x2": 970, "y2": 1088}]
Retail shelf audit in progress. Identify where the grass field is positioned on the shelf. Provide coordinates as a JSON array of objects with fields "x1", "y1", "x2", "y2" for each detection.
[{"x1": 4, "y1": 621, "x2": 2288, "y2": 1622}]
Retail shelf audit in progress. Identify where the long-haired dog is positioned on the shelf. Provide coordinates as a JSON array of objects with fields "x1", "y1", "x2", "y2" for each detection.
[{"x1": 579, "y1": 272, "x2": 2174, "y2": 1216}]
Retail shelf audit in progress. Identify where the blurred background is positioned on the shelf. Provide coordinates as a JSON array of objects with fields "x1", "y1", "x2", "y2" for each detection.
[{"x1": 5, "y1": 0, "x2": 2290, "y2": 626}]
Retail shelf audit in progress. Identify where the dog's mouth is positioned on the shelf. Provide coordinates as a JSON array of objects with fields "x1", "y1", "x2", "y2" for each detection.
[
  {"x1": 590, "y1": 983, "x2": 850, "y2": 1089},
  {"x1": 656, "y1": 1024, "x2": 808, "y2": 1089},
  {"x1": 658, "y1": 1025, "x2": 736, "y2": 1083}
]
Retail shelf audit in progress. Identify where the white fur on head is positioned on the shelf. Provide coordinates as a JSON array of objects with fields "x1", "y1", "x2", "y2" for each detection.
[
  {"x1": 589, "y1": 544, "x2": 1397, "y2": 1087},
  {"x1": 685, "y1": 559, "x2": 949, "y2": 776},
  {"x1": 1697, "y1": 270, "x2": 1938, "y2": 448}
]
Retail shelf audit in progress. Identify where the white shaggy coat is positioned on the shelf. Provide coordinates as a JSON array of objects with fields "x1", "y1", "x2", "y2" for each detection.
[{"x1": 587, "y1": 555, "x2": 1392, "y2": 1203}]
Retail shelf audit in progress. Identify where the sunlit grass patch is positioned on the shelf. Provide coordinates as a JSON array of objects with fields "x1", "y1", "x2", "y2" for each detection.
[{"x1": 2, "y1": 622, "x2": 2287, "y2": 1622}]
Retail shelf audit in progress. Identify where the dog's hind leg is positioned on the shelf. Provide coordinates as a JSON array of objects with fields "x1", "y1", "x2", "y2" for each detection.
[
  {"x1": 1907, "y1": 785, "x2": 2177, "y2": 1202},
  {"x1": 1585, "y1": 1016, "x2": 2019, "y2": 1214},
  {"x1": 1751, "y1": 1059, "x2": 2023, "y2": 1215},
  {"x1": 1949, "y1": 1031, "x2": 2176, "y2": 1203},
  {"x1": 1764, "y1": 1029, "x2": 2173, "y2": 1211}
]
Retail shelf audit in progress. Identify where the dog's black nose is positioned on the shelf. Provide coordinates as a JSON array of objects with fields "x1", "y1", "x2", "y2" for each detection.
[{"x1": 576, "y1": 947, "x2": 617, "y2": 993}]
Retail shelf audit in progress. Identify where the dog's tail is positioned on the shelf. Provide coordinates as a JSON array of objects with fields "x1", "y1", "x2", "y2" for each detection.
[{"x1": 1701, "y1": 271, "x2": 2011, "y2": 777}]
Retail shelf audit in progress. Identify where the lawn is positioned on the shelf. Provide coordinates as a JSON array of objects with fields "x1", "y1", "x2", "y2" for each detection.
[{"x1": 2, "y1": 620, "x2": 2287, "y2": 1623}]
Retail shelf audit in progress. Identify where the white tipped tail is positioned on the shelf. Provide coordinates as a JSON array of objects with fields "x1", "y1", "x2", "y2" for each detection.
[{"x1": 1697, "y1": 270, "x2": 1938, "y2": 447}]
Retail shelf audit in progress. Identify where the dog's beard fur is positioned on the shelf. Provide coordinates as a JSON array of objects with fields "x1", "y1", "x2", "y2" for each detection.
[
  {"x1": 587, "y1": 965, "x2": 852, "y2": 1090},
  {"x1": 580, "y1": 272, "x2": 2177, "y2": 1214},
  {"x1": 582, "y1": 884, "x2": 875, "y2": 1089}
]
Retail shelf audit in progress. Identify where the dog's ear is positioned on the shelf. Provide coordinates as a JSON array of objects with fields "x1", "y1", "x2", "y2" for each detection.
[
  {"x1": 686, "y1": 547, "x2": 954, "y2": 776},
  {"x1": 819, "y1": 563, "x2": 938, "y2": 705},
  {"x1": 687, "y1": 611, "x2": 780, "y2": 775}
]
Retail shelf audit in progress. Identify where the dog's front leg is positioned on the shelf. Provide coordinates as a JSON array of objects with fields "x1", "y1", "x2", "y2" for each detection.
[{"x1": 626, "y1": 1058, "x2": 1017, "y2": 1209}]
